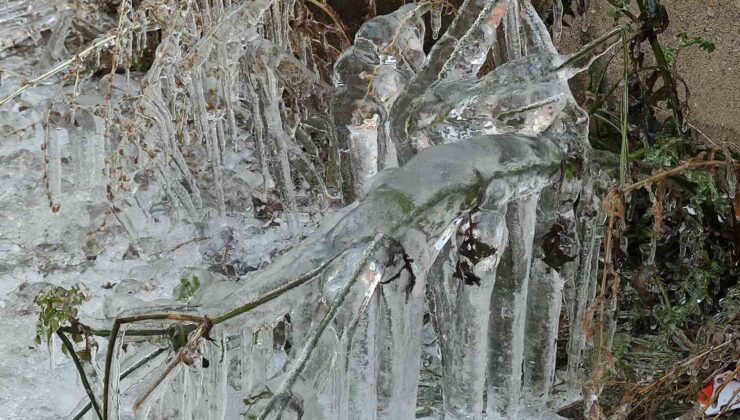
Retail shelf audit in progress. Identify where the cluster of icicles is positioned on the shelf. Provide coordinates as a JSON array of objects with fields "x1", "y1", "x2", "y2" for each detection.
[{"x1": 13, "y1": 0, "x2": 614, "y2": 418}]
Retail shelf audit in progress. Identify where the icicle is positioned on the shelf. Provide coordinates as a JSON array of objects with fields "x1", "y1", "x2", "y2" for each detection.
[
  {"x1": 430, "y1": 205, "x2": 509, "y2": 417},
  {"x1": 431, "y1": 2, "x2": 442, "y2": 40},
  {"x1": 331, "y1": 3, "x2": 426, "y2": 200},
  {"x1": 522, "y1": 259, "x2": 565, "y2": 407},
  {"x1": 504, "y1": 0, "x2": 523, "y2": 61},
  {"x1": 258, "y1": 67, "x2": 298, "y2": 230},
  {"x1": 552, "y1": 0, "x2": 564, "y2": 48},
  {"x1": 111, "y1": 325, "x2": 128, "y2": 418},
  {"x1": 439, "y1": 0, "x2": 506, "y2": 80},
  {"x1": 345, "y1": 287, "x2": 381, "y2": 418},
  {"x1": 375, "y1": 254, "x2": 426, "y2": 418},
  {"x1": 346, "y1": 115, "x2": 380, "y2": 195},
  {"x1": 487, "y1": 193, "x2": 539, "y2": 416},
  {"x1": 240, "y1": 327, "x2": 275, "y2": 415},
  {"x1": 565, "y1": 200, "x2": 602, "y2": 385},
  {"x1": 48, "y1": 333, "x2": 56, "y2": 370},
  {"x1": 189, "y1": 69, "x2": 226, "y2": 216},
  {"x1": 519, "y1": 0, "x2": 557, "y2": 54},
  {"x1": 44, "y1": 122, "x2": 65, "y2": 213}
]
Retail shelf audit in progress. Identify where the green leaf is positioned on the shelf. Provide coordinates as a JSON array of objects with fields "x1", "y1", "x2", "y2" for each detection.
[
  {"x1": 662, "y1": 47, "x2": 676, "y2": 66},
  {"x1": 33, "y1": 284, "x2": 91, "y2": 356},
  {"x1": 176, "y1": 274, "x2": 201, "y2": 302},
  {"x1": 675, "y1": 32, "x2": 716, "y2": 55}
]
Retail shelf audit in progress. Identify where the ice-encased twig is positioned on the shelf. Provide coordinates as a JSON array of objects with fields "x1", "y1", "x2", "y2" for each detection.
[
  {"x1": 389, "y1": 0, "x2": 496, "y2": 164},
  {"x1": 96, "y1": 134, "x2": 561, "y2": 417},
  {"x1": 552, "y1": 0, "x2": 564, "y2": 48},
  {"x1": 331, "y1": 3, "x2": 425, "y2": 200},
  {"x1": 259, "y1": 234, "x2": 384, "y2": 419}
]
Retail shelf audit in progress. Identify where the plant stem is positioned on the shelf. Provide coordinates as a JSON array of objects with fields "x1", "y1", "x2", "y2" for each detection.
[
  {"x1": 60, "y1": 326, "x2": 172, "y2": 338},
  {"x1": 57, "y1": 331, "x2": 103, "y2": 420},
  {"x1": 132, "y1": 326, "x2": 205, "y2": 412},
  {"x1": 595, "y1": 195, "x2": 618, "y2": 374},
  {"x1": 102, "y1": 313, "x2": 204, "y2": 419},
  {"x1": 71, "y1": 347, "x2": 166, "y2": 420},
  {"x1": 306, "y1": 0, "x2": 352, "y2": 46},
  {"x1": 623, "y1": 160, "x2": 740, "y2": 193},
  {"x1": 605, "y1": 0, "x2": 638, "y2": 21},
  {"x1": 211, "y1": 250, "x2": 347, "y2": 325},
  {"x1": 620, "y1": 30, "x2": 630, "y2": 188},
  {"x1": 554, "y1": 26, "x2": 626, "y2": 72},
  {"x1": 258, "y1": 234, "x2": 385, "y2": 419},
  {"x1": 635, "y1": 0, "x2": 684, "y2": 133},
  {"x1": 0, "y1": 34, "x2": 117, "y2": 108}
]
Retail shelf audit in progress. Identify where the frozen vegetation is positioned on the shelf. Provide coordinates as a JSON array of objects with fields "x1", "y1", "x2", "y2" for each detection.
[{"x1": 0, "y1": 0, "x2": 617, "y2": 418}]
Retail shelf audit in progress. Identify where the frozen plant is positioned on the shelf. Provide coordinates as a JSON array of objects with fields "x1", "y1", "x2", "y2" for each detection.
[{"x1": 0, "y1": 0, "x2": 629, "y2": 418}]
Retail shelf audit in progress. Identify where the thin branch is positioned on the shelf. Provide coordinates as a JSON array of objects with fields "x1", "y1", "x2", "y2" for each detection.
[
  {"x1": 60, "y1": 326, "x2": 172, "y2": 338},
  {"x1": 57, "y1": 331, "x2": 103, "y2": 420},
  {"x1": 608, "y1": 340, "x2": 733, "y2": 416},
  {"x1": 129, "y1": 246, "x2": 370, "y2": 413},
  {"x1": 605, "y1": 0, "x2": 638, "y2": 21},
  {"x1": 620, "y1": 29, "x2": 629, "y2": 188},
  {"x1": 132, "y1": 325, "x2": 205, "y2": 411},
  {"x1": 71, "y1": 347, "x2": 166, "y2": 420},
  {"x1": 635, "y1": 0, "x2": 684, "y2": 133},
  {"x1": 102, "y1": 313, "x2": 204, "y2": 418},
  {"x1": 305, "y1": 0, "x2": 352, "y2": 46},
  {"x1": 623, "y1": 160, "x2": 740, "y2": 193},
  {"x1": 258, "y1": 234, "x2": 385, "y2": 419},
  {"x1": 101, "y1": 246, "x2": 353, "y2": 416},
  {"x1": 211, "y1": 247, "x2": 352, "y2": 325},
  {"x1": 0, "y1": 34, "x2": 117, "y2": 108}
]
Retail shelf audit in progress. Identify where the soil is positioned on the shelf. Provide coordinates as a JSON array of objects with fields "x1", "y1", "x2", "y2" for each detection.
[{"x1": 558, "y1": 0, "x2": 740, "y2": 148}]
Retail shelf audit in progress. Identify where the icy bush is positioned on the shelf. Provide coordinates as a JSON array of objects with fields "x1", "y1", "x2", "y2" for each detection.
[{"x1": 0, "y1": 0, "x2": 612, "y2": 418}]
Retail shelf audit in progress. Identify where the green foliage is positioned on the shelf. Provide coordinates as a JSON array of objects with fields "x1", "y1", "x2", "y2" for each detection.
[
  {"x1": 677, "y1": 32, "x2": 716, "y2": 53},
  {"x1": 643, "y1": 134, "x2": 680, "y2": 167},
  {"x1": 585, "y1": 1, "x2": 737, "y2": 414},
  {"x1": 607, "y1": 0, "x2": 631, "y2": 19},
  {"x1": 168, "y1": 324, "x2": 190, "y2": 352},
  {"x1": 34, "y1": 284, "x2": 91, "y2": 347},
  {"x1": 719, "y1": 283, "x2": 740, "y2": 322},
  {"x1": 663, "y1": 32, "x2": 716, "y2": 66},
  {"x1": 176, "y1": 274, "x2": 201, "y2": 302},
  {"x1": 683, "y1": 169, "x2": 731, "y2": 214}
]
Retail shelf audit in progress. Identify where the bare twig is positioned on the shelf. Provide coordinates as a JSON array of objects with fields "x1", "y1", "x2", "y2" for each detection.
[
  {"x1": 608, "y1": 340, "x2": 733, "y2": 416},
  {"x1": 132, "y1": 325, "x2": 206, "y2": 411},
  {"x1": 623, "y1": 160, "x2": 740, "y2": 193},
  {"x1": 57, "y1": 331, "x2": 103, "y2": 420},
  {"x1": 305, "y1": 0, "x2": 351, "y2": 46},
  {"x1": 258, "y1": 234, "x2": 385, "y2": 419},
  {"x1": 0, "y1": 34, "x2": 117, "y2": 108},
  {"x1": 102, "y1": 313, "x2": 204, "y2": 418}
]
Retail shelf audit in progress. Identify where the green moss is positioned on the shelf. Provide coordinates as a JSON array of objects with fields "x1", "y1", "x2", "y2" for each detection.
[{"x1": 376, "y1": 187, "x2": 415, "y2": 214}]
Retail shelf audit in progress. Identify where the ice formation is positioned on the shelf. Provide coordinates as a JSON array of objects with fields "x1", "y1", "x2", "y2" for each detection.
[{"x1": 0, "y1": 0, "x2": 609, "y2": 419}]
